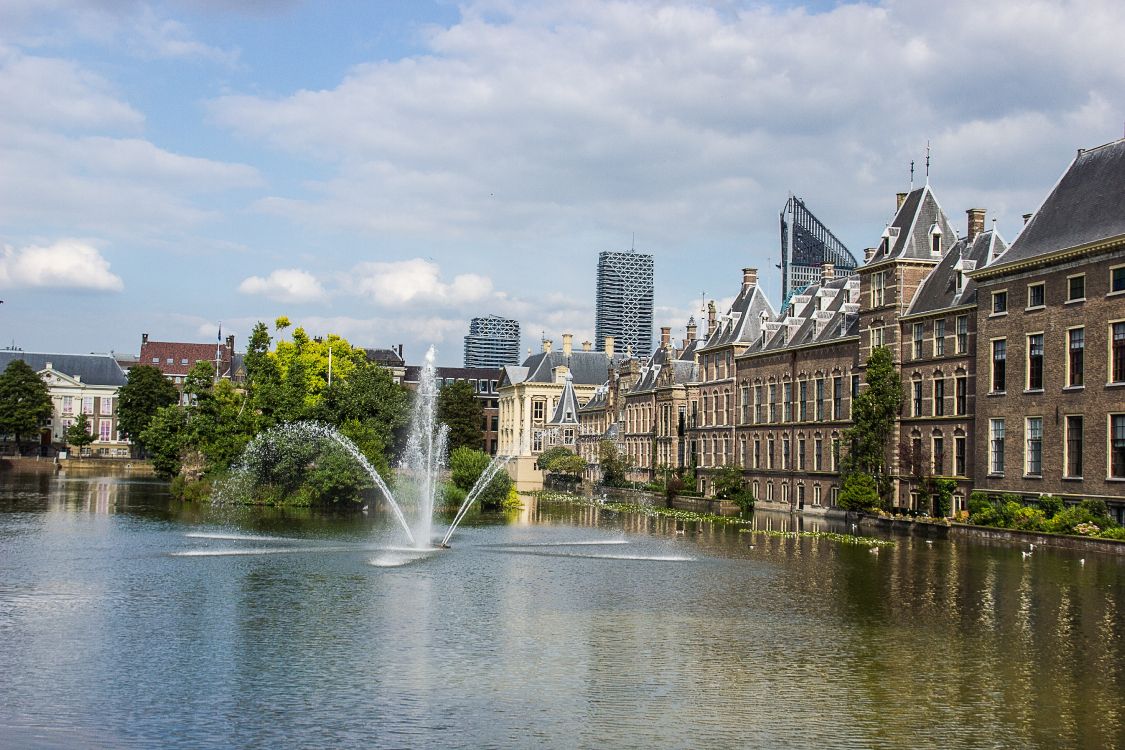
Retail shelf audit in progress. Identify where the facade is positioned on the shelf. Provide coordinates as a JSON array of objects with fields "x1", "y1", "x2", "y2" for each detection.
[
  {"x1": 780, "y1": 195, "x2": 859, "y2": 311},
  {"x1": 595, "y1": 250, "x2": 654, "y2": 358},
  {"x1": 404, "y1": 364, "x2": 502, "y2": 455},
  {"x1": 139, "y1": 333, "x2": 238, "y2": 399},
  {"x1": 0, "y1": 351, "x2": 129, "y2": 456},
  {"x1": 463, "y1": 315, "x2": 520, "y2": 369},
  {"x1": 970, "y1": 139, "x2": 1125, "y2": 523},
  {"x1": 498, "y1": 334, "x2": 618, "y2": 490}
]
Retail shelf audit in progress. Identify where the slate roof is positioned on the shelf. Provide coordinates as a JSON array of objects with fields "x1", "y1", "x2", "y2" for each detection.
[
  {"x1": 365, "y1": 348, "x2": 405, "y2": 367},
  {"x1": 547, "y1": 373, "x2": 581, "y2": 425},
  {"x1": 997, "y1": 138, "x2": 1125, "y2": 266},
  {"x1": 0, "y1": 351, "x2": 127, "y2": 387},
  {"x1": 868, "y1": 185, "x2": 957, "y2": 264},
  {"x1": 739, "y1": 274, "x2": 860, "y2": 357},
  {"x1": 907, "y1": 229, "x2": 1007, "y2": 315},
  {"x1": 512, "y1": 350, "x2": 617, "y2": 386},
  {"x1": 698, "y1": 283, "x2": 777, "y2": 350}
]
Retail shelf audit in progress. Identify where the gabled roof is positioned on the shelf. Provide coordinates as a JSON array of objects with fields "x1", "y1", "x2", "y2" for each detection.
[
  {"x1": 868, "y1": 185, "x2": 957, "y2": 264},
  {"x1": 997, "y1": 138, "x2": 1125, "y2": 266},
  {"x1": 739, "y1": 275, "x2": 860, "y2": 357},
  {"x1": 547, "y1": 372, "x2": 581, "y2": 425},
  {"x1": 907, "y1": 229, "x2": 1007, "y2": 315},
  {"x1": 699, "y1": 283, "x2": 777, "y2": 351},
  {"x1": 0, "y1": 351, "x2": 127, "y2": 387},
  {"x1": 517, "y1": 349, "x2": 616, "y2": 385},
  {"x1": 365, "y1": 347, "x2": 405, "y2": 367}
]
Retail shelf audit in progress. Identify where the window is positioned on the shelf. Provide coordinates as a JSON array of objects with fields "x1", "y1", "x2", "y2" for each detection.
[
  {"x1": 991, "y1": 339, "x2": 1007, "y2": 392},
  {"x1": 100, "y1": 398, "x2": 112, "y2": 416},
  {"x1": 912, "y1": 380, "x2": 923, "y2": 417},
  {"x1": 753, "y1": 481, "x2": 760, "y2": 500},
  {"x1": 783, "y1": 383, "x2": 792, "y2": 422},
  {"x1": 532, "y1": 400, "x2": 545, "y2": 421},
  {"x1": 767, "y1": 436, "x2": 775, "y2": 469},
  {"x1": 956, "y1": 315, "x2": 969, "y2": 354},
  {"x1": 151, "y1": 357, "x2": 160, "y2": 364},
  {"x1": 754, "y1": 385, "x2": 763, "y2": 423},
  {"x1": 833, "y1": 377, "x2": 843, "y2": 420},
  {"x1": 799, "y1": 381, "x2": 808, "y2": 421},
  {"x1": 814, "y1": 438, "x2": 823, "y2": 471},
  {"x1": 532, "y1": 432, "x2": 543, "y2": 452},
  {"x1": 99, "y1": 419, "x2": 112, "y2": 442},
  {"x1": 992, "y1": 290, "x2": 1007, "y2": 314},
  {"x1": 872, "y1": 271, "x2": 886, "y2": 307},
  {"x1": 740, "y1": 386, "x2": 750, "y2": 424},
  {"x1": 933, "y1": 436, "x2": 944, "y2": 475},
  {"x1": 813, "y1": 485, "x2": 821, "y2": 507},
  {"x1": 832, "y1": 439, "x2": 841, "y2": 472},
  {"x1": 1113, "y1": 322, "x2": 1125, "y2": 383},
  {"x1": 934, "y1": 319, "x2": 945, "y2": 357},
  {"x1": 1112, "y1": 266, "x2": 1125, "y2": 294},
  {"x1": 931, "y1": 229, "x2": 942, "y2": 255},
  {"x1": 815, "y1": 379, "x2": 825, "y2": 421},
  {"x1": 1111, "y1": 414, "x2": 1125, "y2": 478},
  {"x1": 1068, "y1": 328, "x2": 1084, "y2": 387},
  {"x1": 1027, "y1": 334, "x2": 1044, "y2": 390},
  {"x1": 933, "y1": 377, "x2": 945, "y2": 416},
  {"x1": 1027, "y1": 283, "x2": 1045, "y2": 309},
  {"x1": 766, "y1": 482, "x2": 774, "y2": 501},
  {"x1": 768, "y1": 384, "x2": 778, "y2": 423},
  {"x1": 990, "y1": 419, "x2": 1005, "y2": 475},
  {"x1": 954, "y1": 436, "x2": 966, "y2": 476},
  {"x1": 1065, "y1": 416, "x2": 1083, "y2": 478},
  {"x1": 797, "y1": 438, "x2": 806, "y2": 470},
  {"x1": 782, "y1": 436, "x2": 791, "y2": 470},
  {"x1": 166, "y1": 357, "x2": 173, "y2": 365},
  {"x1": 82, "y1": 396, "x2": 94, "y2": 414},
  {"x1": 1025, "y1": 417, "x2": 1043, "y2": 476},
  {"x1": 1068, "y1": 275, "x2": 1085, "y2": 302},
  {"x1": 871, "y1": 326, "x2": 885, "y2": 349},
  {"x1": 955, "y1": 375, "x2": 967, "y2": 415},
  {"x1": 62, "y1": 396, "x2": 73, "y2": 414},
  {"x1": 913, "y1": 323, "x2": 924, "y2": 359},
  {"x1": 851, "y1": 375, "x2": 860, "y2": 399},
  {"x1": 180, "y1": 358, "x2": 189, "y2": 365},
  {"x1": 753, "y1": 438, "x2": 761, "y2": 469}
]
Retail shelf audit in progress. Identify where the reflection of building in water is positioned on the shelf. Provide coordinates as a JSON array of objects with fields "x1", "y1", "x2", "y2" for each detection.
[{"x1": 89, "y1": 480, "x2": 118, "y2": 513}]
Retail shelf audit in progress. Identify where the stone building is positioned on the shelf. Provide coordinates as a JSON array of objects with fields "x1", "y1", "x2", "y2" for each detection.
[{"x1": 971, "y1": 139, "x2": 1125, "y2": 523}]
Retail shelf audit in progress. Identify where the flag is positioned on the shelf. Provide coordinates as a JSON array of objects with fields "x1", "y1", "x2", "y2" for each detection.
[{"x1": 217, "y1": 322, "x2": 222, "y2": 342}]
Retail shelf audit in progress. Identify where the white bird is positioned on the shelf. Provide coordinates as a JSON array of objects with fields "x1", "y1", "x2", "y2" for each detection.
[
  {"x1": 747, "y1": 544, "x2": 755, "y2": 549},
  {"x1": 1022, "y1": 551, "x2": 1032, "y2": 559},
  {"x1": 1029, "y1": 543, "x2": 1036, "y2": 551},
  {"x1": 925, "y1": 539, "x2": 933, "y2": 545},
  {"x1": 675, "y1": 528, "x2": 685, "y2": 536},
  {"x1": 869, "y1": 546, "x2": 879, "y2": 555},
  {"x1": 1079, "y1": 558, "x2": 1086, "y2": 566}
]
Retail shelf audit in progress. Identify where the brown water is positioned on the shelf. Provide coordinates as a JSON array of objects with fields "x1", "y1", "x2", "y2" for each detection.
[{"x1": 0, "y1": 472, "x2": 1122, "y2": 749}]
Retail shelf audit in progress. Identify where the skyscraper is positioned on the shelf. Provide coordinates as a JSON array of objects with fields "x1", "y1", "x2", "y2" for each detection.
[
  {"x1": 463, "y1": 314, "x2": 521, "y2": 368},
  {"x1": 779, "y1": 195, "x2": 858, "y2": 312},
  {"x1": 595, "y1": 249, "x2": 653, "y2": 358}
]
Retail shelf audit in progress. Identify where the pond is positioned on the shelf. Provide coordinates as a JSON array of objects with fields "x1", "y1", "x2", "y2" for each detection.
[{"x1": 1, "y1": 472, "x2": 1122, "y2": 748}]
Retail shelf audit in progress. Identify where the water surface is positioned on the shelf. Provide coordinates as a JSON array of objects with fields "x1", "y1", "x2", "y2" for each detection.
[{"x1": 0, "y1": 473, "x2": 1122, "y2": 749}]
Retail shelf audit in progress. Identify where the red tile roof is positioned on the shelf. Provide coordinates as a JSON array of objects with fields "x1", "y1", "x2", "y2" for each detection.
[{"x1": 139, "y1": 341, "x2": 233, "y2": 378}]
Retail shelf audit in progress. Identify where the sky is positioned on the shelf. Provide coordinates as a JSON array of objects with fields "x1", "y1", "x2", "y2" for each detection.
[{"x1": 1, "y1": 0, "x2": 1122, "y2": 366}]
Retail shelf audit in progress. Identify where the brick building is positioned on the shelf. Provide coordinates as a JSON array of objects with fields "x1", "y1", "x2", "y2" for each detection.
[
  {"x1": 403, "y1": 363, "x2": 502, "y2": 455},
  {"x1": 138, "y1": 333, "x2": 239, "y2": 401}
]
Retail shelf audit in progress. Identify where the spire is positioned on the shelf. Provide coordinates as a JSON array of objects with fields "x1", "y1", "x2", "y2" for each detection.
[
  {"x1": 547, "y1": 370, "x2": 580, "y2": 426},
  {"x1": 925, "y1": 141, "x2": 931, "y2": 185}
]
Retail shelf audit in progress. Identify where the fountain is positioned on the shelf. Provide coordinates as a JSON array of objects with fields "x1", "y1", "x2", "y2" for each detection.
[{"x1": 221, "y1": 346, "x2": 511, "y2": 549}]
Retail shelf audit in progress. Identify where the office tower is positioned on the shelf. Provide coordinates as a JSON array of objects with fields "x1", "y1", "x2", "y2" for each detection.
[
  {"x1": 595, "y1": 250, "x2": 653, "y2": 358},
  {"x1": 779, "y1": 195, "x2": 858, "y2": 311},
  {"x1": 463, "y1": 315, "x2": 521, "y2": 368}
]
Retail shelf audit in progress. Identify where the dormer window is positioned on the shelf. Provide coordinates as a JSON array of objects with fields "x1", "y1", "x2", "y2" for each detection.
[
  {"x1": 880, "y1": 232, "x2": 890, "y2": 256},
  {"x1": 930, "y1": 224, "x2": 943, "y2": 255},
  {"x1": 955, "y1": 270, "x2": 964, "y2": 292}
]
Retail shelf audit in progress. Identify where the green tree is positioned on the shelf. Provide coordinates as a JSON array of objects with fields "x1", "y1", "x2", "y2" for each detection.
[
  {"x1": 0, "y1": 359, "x2": 53, "y2": 453},
  {"x1": 837, "y1": 473, "x2": 880, "y2": 511},
  {"x1": 712, "y1": 465, "x2": 755, "y2": 512},
  {"x1": 536, "y1": 445, "x2": 575, "y2": 470},
  {"x1": 448, "y1": 445, "x2": 510, "y2": 509},
  {"x1": 116, "y1": 364, "x2": 179, "y2": 455},
  {"x1": 842, "y1": 346, "x2": 902, "y2": 507},
  {"x1": 437, "y1": 380, "x2": 484, "y2": 452},
  {"x1": 547, "y1": 453, "x2": 586, "y2": 477},
  {"x1": 140, "y1": 405, "x2": 191, "y2": 479},
  {"x1": 598, "y1": 440, "x2": 628, "y2": 486},
  {"x1": 315, "y1": 360, "x2": 410, "y2": 452},
  {"x1": 66, "y1": 413, "x2": 95, "y2": 450}
]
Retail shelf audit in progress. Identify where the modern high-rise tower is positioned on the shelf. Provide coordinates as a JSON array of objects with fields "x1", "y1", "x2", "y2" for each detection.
[
  {"x1": 779, "y1": 195, "x2": 858, "y2": 311},
  {"x1": 463, "y1": 315, "x2": 521, "y2": 368},
  {"x1": 594, "y1": 250, "x2": 653, "y2": 358}
]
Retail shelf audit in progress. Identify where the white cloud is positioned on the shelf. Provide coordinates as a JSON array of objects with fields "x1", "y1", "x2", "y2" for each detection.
[
  {"x1": 0, "y1": 240, "x2": 123, "y2": 291},
  {"x1": 346, "y1": 258, "x2": 494, "y2": 307},
  {"x1": 238, "y1": 268, "x2": 324, "y2": 303}
]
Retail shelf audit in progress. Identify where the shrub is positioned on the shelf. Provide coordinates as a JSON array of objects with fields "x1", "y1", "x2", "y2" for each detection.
[
  {"x1": 1036, "y1": 495, "x2": 1064, "y2": 518},
  {"x1": 838, "y1": 473, "x2": 880, "y2": 511},
  {"x1": 1098, "y1": 526, "x2": 1125, "y2": 540},
  {"x1": 1011, "y1": 505, "x2": 1047, "y2": 532},
  {"x1": 968, "y1": 491, "x2": 993, "y2": 518},
  {"x1": 442, "y1": 482, "x2": 467, "y2": 508}
]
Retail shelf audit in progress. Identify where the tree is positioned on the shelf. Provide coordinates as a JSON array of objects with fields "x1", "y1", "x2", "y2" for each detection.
[
  {"x1": 842, "y1": 346, "x2": 902, "y2": 507},
  {"x1": 116, "y1": 365, "x2": 179, "y2": 455},
  {"x1": 315, "y1": 360, "x2": 409, "y2": 452},
  {"x1": 66, "y1": 413, "x2": 95, "y2": 450},
  {"x1": 837, "y1": 473, "x2": 880, "y2": 511},
  {"x1": 437, "y1": 380, "x2": 484, "y2": 452},
  {"x1": 536, "y1": 445, "x2": 575, "y2": 470},
  {"x1": 140, "y1": 405, "x2": 191, "y2": 479},
  {"x1": 712, "y1": 465, "x2": 755, "y2": 512},
  {"x1": 448, "y1": 445, "x2": 510, "y2": 509},
  {"x1": 0, "y1": 359, "x2": 53, "y2": 453},
  {"x1": 598, "y1": 440, "x2": 628, "y2": 486}
]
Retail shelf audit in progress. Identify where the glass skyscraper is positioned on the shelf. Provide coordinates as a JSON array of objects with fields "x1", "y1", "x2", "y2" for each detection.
[
  {"x1": 463, "y1": 315, "x2": 521, "y2": 368},
  {"x1": 594, "y1": 250, "x2": 653, "y2": 358}
]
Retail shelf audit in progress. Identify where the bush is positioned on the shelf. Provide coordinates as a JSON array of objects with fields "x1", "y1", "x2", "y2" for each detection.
[
  {"x1": 1099, "y1": 526, "x2": 1125, "y2": 540},
  {"x1": 441, "y1": 482, "x2": 467, "y2": 508},
  {"x1": 968, "y1": 491, "x2": 993, "y2": 518},
  {"x1": 1011, "y1": 505, "x2": 1048, "y2": 532},
  {"x1": 449, "y1": 445, "x2": 511, "y2": 510},
  {"x1": 838, "y1": 473, "x2": 880, "y2": 511},
  {"x1": 1036, "y1": 495, "x2": 1064, "y2": 518}
]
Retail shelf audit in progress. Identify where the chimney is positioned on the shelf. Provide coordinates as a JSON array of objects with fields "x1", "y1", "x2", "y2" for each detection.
[
  {"x1": 397, "y1": 344, "x2": 404, "y2": 359},
  {"x1": 1023, "y1": 212, "x2": 1034, "y2": 226},
  {"x1": 966, "y1": 208, "x2": 986, "y2": 242},
  {"x1": 660, "y1": 326, "x2": 671, "y2": 349},
  {"x1": 45, "y1": 361, "x2": 52, "y2": 370},
  {"x1": 896, "y1": 192, "x2": 908, "y2": 211},
  {"x1": 864, "y1": 247, "x2": 876, "y2": 263},
  {"x1": 821, "y1": 263, "x2": 835, "y2": 282},
  {"x1": 226, "y1": 334, "x2": 235, "y2": 353},
  {"x1": 562, "y1": 333, "x2": 573, "y2": 356},
  {"x1": 542, "y1": 338, "x2": 553, "y2": 354},
  {"x1": 742, "y1": 267, "x2": 758, "y2": 291},
  {"x1": 707, "y1": 301, "x2": 717, "y2": 333},
  {"x1": 582, "y1": 340, "x2": 592, "y2": 352},
  {"x1": 604, "y1": 336, "x2": 615, "y2": 358},
  {"x1": 685, "y1": 317, "x2": 697, "y2": 344},
  {"x1": 142, "y1": 333, "x2": 148, "y2": 345}
]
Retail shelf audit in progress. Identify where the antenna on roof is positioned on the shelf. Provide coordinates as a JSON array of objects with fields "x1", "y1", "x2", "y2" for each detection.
[
  {"x1": 631, "y1": 232, "x2": 635, "y2": 252},
  {"x1": 925, "y1": 141, "x2": 931, "y2": 185},
  {"x1": 909, "y1": 160, "x2": 915, "y2": 189}
]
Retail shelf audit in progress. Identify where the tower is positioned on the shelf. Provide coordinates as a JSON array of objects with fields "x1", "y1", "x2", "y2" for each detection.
[
  {"x1": 594, "y1": 250, "x2": 653, "y2": 358},
  {"x1": 463, "y1": 315, "x2": 520, "y2": 368}
]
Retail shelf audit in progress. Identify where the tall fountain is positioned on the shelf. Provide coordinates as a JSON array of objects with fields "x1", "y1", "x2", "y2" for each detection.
[{"x1": 221, "y1": 345, "x2": 510, "y2": 549}]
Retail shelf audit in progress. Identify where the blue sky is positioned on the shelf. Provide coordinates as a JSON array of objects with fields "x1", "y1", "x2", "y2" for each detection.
[{"x1": 1, "y1": 0, "x2": 1122, "y2": 365}]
